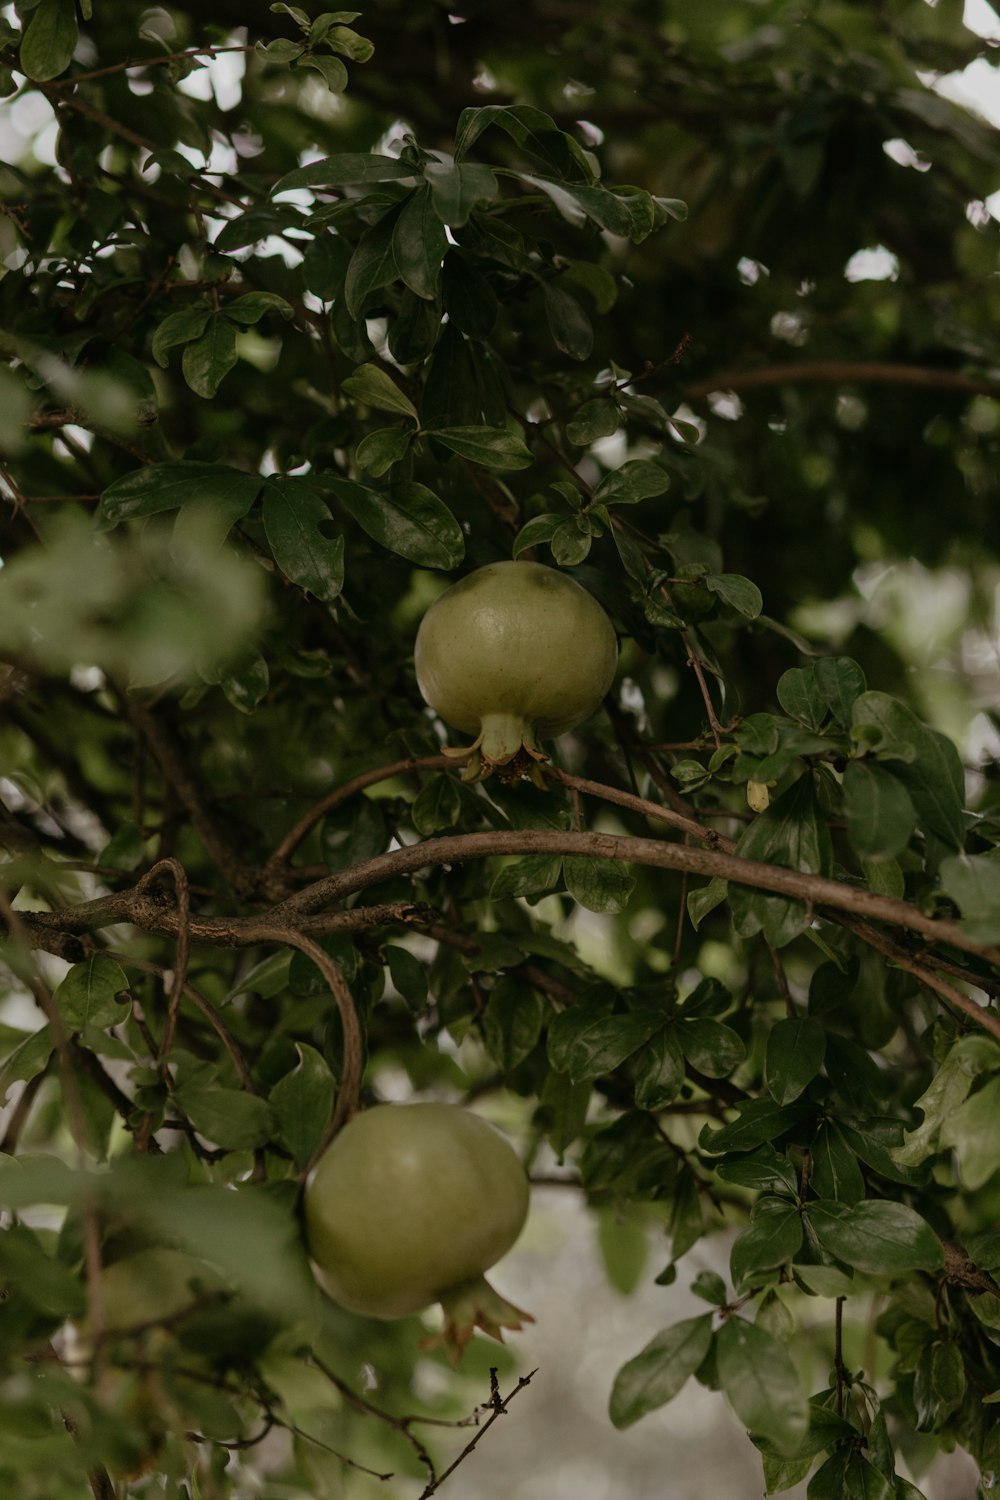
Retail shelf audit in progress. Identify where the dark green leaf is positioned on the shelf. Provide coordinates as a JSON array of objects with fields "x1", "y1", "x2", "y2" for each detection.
[
  {"x1": 341, "y1": 362, "x2": 417, "y2": 419},
  {"x1": 320, "y1": 796, "x2": 387, "y2": 872},
  {"x1": 262, "y1": 476, "x2": 344, "y2": 601},
  {"x1": 851, "y1": 693, "x2": 965, "y2": 851},
  {"x1": 216, "y1": 649, "x2": 270, "y2": 715},
  {"x1": 609, "y1": 1314, "x2": 713, "y2": 1428},
  {"x1": 777, "y1": 667, "x2": 827, "y2": 730},
  {"x1": 567, "y1": 399, "x2": 621, "y2": 446},
  {"x1": 814, "y1": 657, "x2": 867, "y2": 727},
  {"x1": 270, "y1": 1044, "x2": 335, "y2": 1166},
  {"x1": 543, "y1": 280, "x2": 593, "y2": 360},
  {"x1": 0, "y1": 1027, "x2": 53, "y2": 1106},
  {"x1": 716, "y1": 1318, "x2": 808, "y2": 1453},
  {"x1": 428, "y1": 425, "x2": 534, "y2": 470},
  {"x1": 181, "y1": 316, "x2": 238, "y2": 399},
  {"x1": 344, "y1": 205, "x2": 402, "y2": 318},
  {"x1": 320, "y1": 476, "x2": 464, "y2": 569},
  {"x1": 490, "y1": 854, "x2": 563, "y2": 901},
  {"x1": 729, "y1": 776, "x2": 833, "y2": 947},
  {"x1": 551, "y1": 516, "x2": 592, "y2": 566},
  {"x1": 631, "y1": 1024, "x2": 685, "y2": 1109},
  {"x1": 547, "y1": 1000, "x2": 662, "y2": 1083},
  {"x1": 808, "y1": 956, "x2": 860, "y2": 1015},
  {"x1": 52, "y1": 955, "x2": 130, "y2": 1031},
  {"x1": 677, "y1": 1018, "x2": 746, "y2": 1077},
  {"x1": 299, "y1": 53, "x2": 349, "y2": 92},
  {"x1": 441, "y1": 252, "x2": 498, "y2": 337},
  {"x1": 223, "y1": 292, "x2": 295, "y2": 326},
  {"x1": 99, "y1": 463, "x2": 261, "y2": 531},
  {"x1": 938, "y1": 852, "x2": 1000, "y2": 941},
  {"x1": 151, "y1": 303, "x2": 212, "y2": 367},
  {"x1": 715, "y1": 1145, "x2": 800, "y2": 1195},
  {"x1": 425, "y1": 160, "x2": 498, "y2": 226},
  {"x1": 730, "y1": 1197, "x2": 803, "y2": 1288},
  {"x1": 512, "y1": 513, "x2": 562, "y2": 558},
  {"x1": 392, "y1": 186, "x2": 447, "y2": 300},
  {"x1": 356, "y1": 425, "x2": 412, "y2": 477},
  {"x1": 706, "y1": 573, "x2": 763, "y2": 620},
  {"x1": 411, "y1": 773, "x2": 462, "y2": 835},
  {"x1": 700, "y1": 1098, "x2": 811, "y2": 1155},
  {"x1": 272, "y1": 154, "x2": 418, "y2": 194},
  {"x1": 385, "y1": 945, "x2": 428, "y2": 1010},
  {"x1": 19, "y1": 0, "x2": 78, "y2": 81},
  {"x1": 765, "y1": 1018, "x2": 826, "y2": 1105},
  {"x1": 810, "y1": 1122, "x2": 866, "y2": 1204},
  {"x1": 938, "y1": 1076, "x2": 1000, "y2": 1189},
  {"x1": 807, "y1": 1200, "x2": 944, "y2": 1275},
  {"x1": 563, "y1": 857, "x2": 636, "y2": 913},
  {"x1": 691, "y1": 1270, "x2": 728, "y2": 1305},
  {"x1": 843, "y1": 760, "x2": 917, "y2": 862},
  {"x1": 593, "y1": 460, "x2": 670, "y2": 507},
  {"x1": 481, "y1": 981, "x2": 544, "y2": 1070},
  {"x1": 172, "y1": 1085, "x2": 275, "y2": 1152}
]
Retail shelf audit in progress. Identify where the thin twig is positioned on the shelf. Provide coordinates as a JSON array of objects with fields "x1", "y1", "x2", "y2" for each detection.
[{"x1": 417, "y1": 1370, "x2": 538, "y2": 1499}]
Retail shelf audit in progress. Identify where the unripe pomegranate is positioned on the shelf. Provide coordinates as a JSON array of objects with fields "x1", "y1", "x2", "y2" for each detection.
[
  {"x1": 304, "y1": 1102, "x2": 531, "y2": 1361},
  {"x1": 414, "y1": 560, "x2": 618, "y2": 782}
]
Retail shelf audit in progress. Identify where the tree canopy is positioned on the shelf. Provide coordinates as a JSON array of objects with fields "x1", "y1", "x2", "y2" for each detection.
[{"x1": 1, "y1": 2, "x2": 1000, "y2": 1497}]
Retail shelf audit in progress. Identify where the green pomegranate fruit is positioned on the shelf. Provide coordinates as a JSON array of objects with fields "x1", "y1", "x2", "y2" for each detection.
[
  {"x1": 304, "y1": 1102, "x2": 531, "y2": 1361},
  {"x1": 414, "y1": 559, "x2": 617, "y2": 783}
]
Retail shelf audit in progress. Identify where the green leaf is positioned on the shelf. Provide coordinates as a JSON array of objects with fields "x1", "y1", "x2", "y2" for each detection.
[
  {"x1": 891, "y1": 1034, "x2": 999, "y2": 1168},
  {"x1": 481, "y1": 980, "x2": 544, "y2": 1070},
  {"x1": 0, "y1": 1027, "x2": 53, "y2": 1106},
  {"x1": 424, "y1": 160, "x2": 499, "y2": 225},
  {"x1": 272, "y1": 154, "x2": 418, "y2": 194},
  {"x1": 843, "y1": 760, "x2": 917, "y2": 862},
  {"x1": 691, "y1": 1269, "x2": 728, "y2": 1306},
  {"x1": 151, "y1": 303, "x2": 213, "y2": 367},
  {"x1": 171, "y1": 1085, "x2": 275, "y2": 1152},
  {"x1": 299, "y1": 53, "x2": 349, "y2": 93},
  {"x1": 776, "y1": 667, "x2": 826, "y2": 730},
  {"x1": 851, "y1": 692, "x2": 965, "y2": 851},
  {"x1": 512, "y1": 513, "x2": 562, "y2": 558},
  {"x1": 810, "y1": 1122, "x2": 866, "y2": 1204},
  {"x1": 814, "y1": 656, "x2": 867, "y2": 727},
  {"x1": 320, "y1": 795, "x2": 388, "y2": 872},
  {"x1": 806, "y1": 1200, "x2": 944, "y2": 1274},
  {"x1": 384, "y1": 945, "x2": 428, "y2": 1010},
  {"x1": 19, "y1": 0, "x2": 78, "y2": 81},
  {"x1": 98, "y1": 820, "x2": 146, "y2": 871},
  {"x1": 411, "y1": 773, "x2": 462, "y2": 835},
  {"x1": 543, "y1": 279, "x2": 593, "y2": 360},
  {"x1": 716, "y1": 1318, "x2": 808, "y2": 1454},
  {"x1": 729, "y1": 776, "x2": 833, "y2": 947},
  {"x1": 609, "y1": 1314, "x2": 713, "y2": 1428},
  {"x1": 547, "y1": 1000, "x2": 662, "y2": 1084},
  {"x1": 706, "y1": 573, "x2": 763, "y2": 620},
  {"x1": 428, "y1": 425, "x2": 534, "y2": 470},
  {"x1": 490, "y1": 854, "x2": 563, "y2": 901},
  {"x1": 442, "y1": 253, "x2": 498, "y2": 337},
  {"x1": 321, "y1": 477, "x2": 464, "y2": 569},
  {"x1": 344, "y1": 205, "x2": 402, "y2": 318},
  {"x1": 551, "y1": 516, "x2": 592, "y2": 566},
  {"x1": 262, "y1": 476, "x2": 344, "y2": 601},
  {"x1": 687, "y1": 876, "x2": 728, "y2": 930},
  {"x1": 593, "y1": 459, "x2": 670, "y2": 507},
  {"x1": 730, "y1": 1197, "x2": 803, "y2": 1289},
  {"x1": 52, "y1": 955, "x2": 130, "y2": 1031},
  {"x1": 392, "y1": 185, "x2": 447, "y2": 300},
  {"x1": 341, "y1": 362, "x2": 418, "y2": 419},
  {"x1": 222, "y1": 292, "x2": 295, "y2": 326},
  {"x1": 563, "y1": 857, "x2": 635, "y2": 913},
  {"x1": 523, "y1": 176, "x2": 638, "y2": 237},
  {"x1": 700, "y1": 1098, "x2": 811, "y2": 1155},
  {"x1": 566, "y1": 399, "x2": 621, "y2": 446},
  {"x1": 270, "y1": 1044, "x2": 335, "y2": 1167},
  {"x1": 765, "y1": 1018, "x2": 826, "y2": 1105},
  {"x1": 938, "y1": 1076, "x2": 1000, "y2": 1188},
  {"x1": 631, "y1": 1025, "x2": 685, "y2": 1109},
  {"x1": 676, "y1": 1018, "x2": 746, "y2": 1078},
  {"x1": 809, "y1": 1450, "x2": 894, "y2": 1500},
  {"x1": 99, "y1": 463, "x2": 261, "y2": 531},
  {"x1": 938, "y1": 852, "x2": 1000, "y2": 941},
  {"x1": 355, "y1": 426, "x2": 412, "y2": 477},
  {"x1": 716, "y1": 1145, "x2": 799, "y2": 1195},
  {"x1": 181, "y1": 316, "x2": 238, "y2": 399}
]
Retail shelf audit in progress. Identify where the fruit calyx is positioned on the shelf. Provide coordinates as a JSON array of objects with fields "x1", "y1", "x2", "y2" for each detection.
[{"x1": 430, "y1": 1273, "x2": 535, "y2": 1366}]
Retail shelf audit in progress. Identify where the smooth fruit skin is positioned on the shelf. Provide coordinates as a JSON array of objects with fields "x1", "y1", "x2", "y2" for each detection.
[
  {"x1": 414, "y1": 560, "x2": 617, "y2": 776},
  {"x1": 304, "y1": 1102, "x2": 529, "y2": 1320}
]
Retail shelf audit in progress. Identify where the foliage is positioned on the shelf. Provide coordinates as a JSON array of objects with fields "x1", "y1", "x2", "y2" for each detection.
[{"x1": 0, "y1": 2, "x2": 999, "y2": 1497}]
